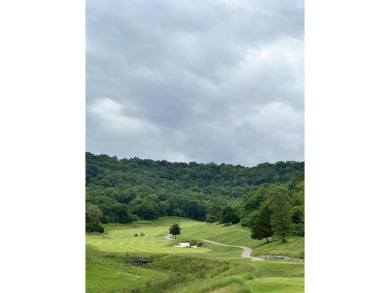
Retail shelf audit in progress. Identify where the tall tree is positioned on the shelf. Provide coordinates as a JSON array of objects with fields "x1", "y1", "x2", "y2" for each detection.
[
  {"x1": 169, "y1": 223, "x2": 182, "y2": 240},
  {"x1": 268, "y1": 186, "x2": 291, "y2": 243},
  {"x1": 290, "y1": 176, "x2": 304, "y2": 236},
  {"x1": 250, "y1": 204, "x2": 273, "y2": 242},
  {"x1": 86, "y1": 203, "x2": 104, "y2": 233}
]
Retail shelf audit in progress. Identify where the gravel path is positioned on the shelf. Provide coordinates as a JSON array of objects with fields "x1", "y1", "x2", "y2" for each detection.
[
  {"x1": 164, "y1": 233, "x2": 173, "y2": 240},
  {"x1": 201, "y1": 239, "x2": 264, "y2": 261},
  {"x1": 164, "y1": 234, "x2": 301, "y2": 262},
  {"x1": 164, "y1": 234, "x2": 263, "y2": 261}
]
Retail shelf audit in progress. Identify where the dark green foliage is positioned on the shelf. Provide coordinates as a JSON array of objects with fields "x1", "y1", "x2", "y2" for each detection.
[
  {"x1": 240, "y1": 186, "x2": 270, "y2": 226},
  {"x1": 86, "y1": 203, "x2": 104, "y2": 233},
  {"x1": 249, "y1": 204, "x2": 273, "y2": 242},
  {"x1": 169, "y1": 223, "x2": 181, "y2": 240},
  {"x1": 86, "y1": 220, "x2": 104, "y2": 233},
  {"x1": 86, "y1": 152, "x2": 304, "y2": 224},
  {"x1": 221, "y1": 206, "x2": 240, "y2": 225},
  {"x1": 288, "y1": 174, "x2": 304, "y2": 236},
  {"x1": 130, "y1": 195, "x2": 160, "y2": 220},
  {"x1": 268, "y1": 186, "x2": 292, "y2": 243},
  {"x1": 206, "y1": 204, "x2": 223, "y2": 223},
  {"x1": 241, "y1": 186, "x2": 268, "y2": 215},
  {"x1": 241, "y1": 174, "x2": 304, "y2": 242}
]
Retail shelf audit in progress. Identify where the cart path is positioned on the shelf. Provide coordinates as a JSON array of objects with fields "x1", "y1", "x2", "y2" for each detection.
[
  {"x1": 201, "y1": 239, "x2": 264, "y2": 261},
  {"x1": 164, "y1": 233, "x2": 173, "y2": 240},
  {"x1": 164, "y1": 234, "x2": 263, "y2": 261}
]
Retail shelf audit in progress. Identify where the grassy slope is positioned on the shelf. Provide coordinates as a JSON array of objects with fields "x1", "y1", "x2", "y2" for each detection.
[
  {"x1": 252, "y1": 236, "x2": 305, "y2": 259},
  {"x1": 86, "y1": 217, "x2": 304, "y2": 292},
  {"x1": 86, "y1": 245, "x2": 167, "y2": 293}
]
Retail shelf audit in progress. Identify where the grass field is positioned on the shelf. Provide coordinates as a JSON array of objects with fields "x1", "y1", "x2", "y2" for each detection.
[
  {"x1": 86, "y1": 217, "x2": 304, "y2": 292},
  {"x1": 86, "y1": 218, "x2": 211, "y2": 255}
]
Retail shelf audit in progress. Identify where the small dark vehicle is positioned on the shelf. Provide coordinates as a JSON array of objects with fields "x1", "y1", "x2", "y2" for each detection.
[
  {"x1": 140, "y1": 232, "x2": 145, "y2": 236},
  {"x1": 134, "y1": 233, "x2": 138, "y2": 237}
]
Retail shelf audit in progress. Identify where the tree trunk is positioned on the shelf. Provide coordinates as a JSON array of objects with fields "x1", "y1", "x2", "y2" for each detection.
[{"x1": 266, "y1": 237, "x2": 269, "y2": 243}]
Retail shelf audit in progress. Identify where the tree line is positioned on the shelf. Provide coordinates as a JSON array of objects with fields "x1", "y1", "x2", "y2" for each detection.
[
  {"x1": 242, "y1": 173, "x2": 304, "y2": 242},
  {"x1": 85, "y1": 152, "x2": 304, "y2": 236},
  {"x1": 205, "y1": 174, "x2": 304, "y2": 241}
]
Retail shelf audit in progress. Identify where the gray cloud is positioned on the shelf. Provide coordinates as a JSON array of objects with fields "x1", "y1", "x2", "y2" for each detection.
[{"x1": 86, "y1": 0, "x2": 304, "y2": 166}]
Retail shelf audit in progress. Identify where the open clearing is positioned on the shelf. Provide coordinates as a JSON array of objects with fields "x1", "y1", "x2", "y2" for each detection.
[{"x1": 86, "y1": 217, "x2": 304, "y2": 292}]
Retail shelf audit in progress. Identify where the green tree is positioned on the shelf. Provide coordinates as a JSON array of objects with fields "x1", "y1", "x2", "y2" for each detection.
[
  {"x1": 130, "y1": 196, "x2": 159, "y2": 220},
  {"x1": 220, "y1": 206, "x2": 240, "y2": 226},
  {"x1": 241, "y1": 186, "x2": 268, "y2": 214},
  {"x1": 169, "y1": 223, "x2": 182, "y2": 240},
  {"x1": 86, "y1": 203, "x2": 104, "y2": 233},
  {"x1": 250, "y1": 204, "x2": 273, "y2": 242},
  {"x1": 268, "y1": 186, "x2": 291, "y2": 243},
  {"x1": 206, "y1": 204, "x2": 222, "y2": 223},
  {"x1": 289, "y1": 176, "x2": 304, "y2": 236},
  {"x1": 240, "y1": 186, "x2": 270, "y2": 226},
  {"x1": 85, "y1": 152, "x2": 304, "y2": 224}
]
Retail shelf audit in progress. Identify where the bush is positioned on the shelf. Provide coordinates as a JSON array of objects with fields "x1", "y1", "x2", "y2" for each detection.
[
  {"x1": 86, "y1": 221, "x2": 104, "y2": 233},
  {"x1": 189, "y1": 240, "x2": 197, "y2": 246},
  {"x1": 96, "y1": 222, "x2": 104, "y2": 233},
  {"x1": 291, "y1": 223, "x2": 304, "y2": 236},
  {"x1": 197, "y1": 241, "x2": 203, "y2": 247}
]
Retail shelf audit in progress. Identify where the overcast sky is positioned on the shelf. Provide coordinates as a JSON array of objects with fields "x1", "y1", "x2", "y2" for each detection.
[{"x1": 86, "y1": 0, "x2": 304, "y2": 167}]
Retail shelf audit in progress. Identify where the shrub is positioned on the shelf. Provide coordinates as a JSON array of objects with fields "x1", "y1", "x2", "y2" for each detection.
[
  {"x1": 96, "y1": 222, "x2": 104, "y2": 233},
  {"x1": 86, "y1": 221, "x2": 104, "y2": 233},
  {"x1": 291, "y1": 223, "x2": 304, "y2": 236}
]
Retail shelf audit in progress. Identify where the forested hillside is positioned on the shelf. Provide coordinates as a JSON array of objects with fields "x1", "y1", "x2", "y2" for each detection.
[
  {"x1": 86, "y1": 152, "x2": 304, "y2": 228},
  {"x1": 239, "y1": 173, "x2": 304, "y2": 239}
]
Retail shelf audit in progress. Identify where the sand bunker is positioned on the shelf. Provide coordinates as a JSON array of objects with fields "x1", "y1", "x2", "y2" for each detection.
[{"x1": 173, "y1": 242, "x2": 198, "y2": 248}]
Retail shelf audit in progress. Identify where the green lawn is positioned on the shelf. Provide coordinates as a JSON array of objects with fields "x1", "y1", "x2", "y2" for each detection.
[
  {"x1": 86, "y1": 217, "x2": 304, "y2": 292},
  {"x1": 86, "y1": 218, "x2": 210, "y2": 255},
  {"x1": 245, "y1": 277, "x2": 304, "y2": 293}
]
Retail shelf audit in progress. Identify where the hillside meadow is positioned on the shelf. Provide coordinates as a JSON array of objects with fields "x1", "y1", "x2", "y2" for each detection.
[{"x1": 86, "y1": 217, "x2": 304, "y2": 292}]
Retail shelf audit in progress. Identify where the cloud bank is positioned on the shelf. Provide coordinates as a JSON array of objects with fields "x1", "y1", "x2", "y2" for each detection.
[{"x1": 86, "y1": 0, "x2": 304, "y2": 166}]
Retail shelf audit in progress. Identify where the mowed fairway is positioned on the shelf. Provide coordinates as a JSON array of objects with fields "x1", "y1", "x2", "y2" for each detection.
[
  {"x1": 86, "y1": 217, "x2": 304, "y2": 292},
  {"x1": 86, "y1": 217, "x2": 211, "y2": 255}
]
